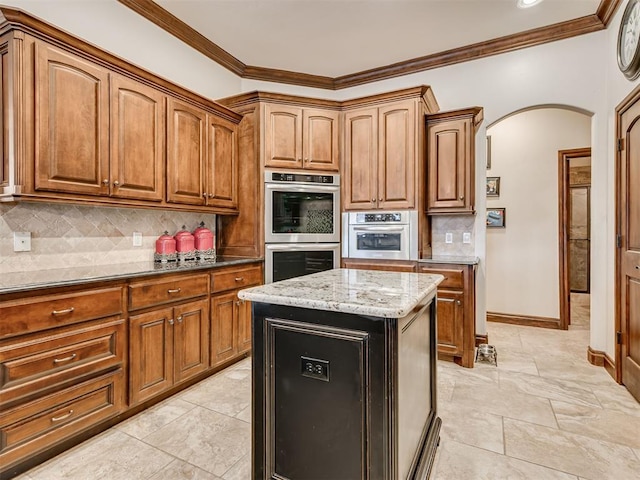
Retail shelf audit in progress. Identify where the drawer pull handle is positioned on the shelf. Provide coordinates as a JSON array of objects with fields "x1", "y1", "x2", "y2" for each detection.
[
  {"x1": 52, "y1": 307, "x2": 75, "y2": 316},
  {"x1": 235, "y1": 277, "x2": 244, "y2": 282},
  {"x1": 53, "y1": 353, "x2": 77, "y2": 364},
  {"x1": 51, "y1": 410, "x2": 74, "y2": 422},
  {"x1": 167, "y1": 288, "x2": 181, "y2": 294}
]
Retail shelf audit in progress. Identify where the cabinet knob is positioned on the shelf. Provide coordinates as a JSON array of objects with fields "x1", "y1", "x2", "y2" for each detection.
[
  {"x1": 203, "y1": 192, "x2": 208, "y2": 198},
  {"x1": 459, "y1": 195, "x2": 464, "y2": 201},
  {"x1": 113, "y1": 181, "x2": 120, "y2": 187},
  {"x1": 176, "y1": 315, "x2": 183, "y2": 323},
  {"x1": 371, "y1": 198, "x2": 376, "y2": 203},
  {"x1": 456, "y1": 300, "x2": 462, "y2": 306},
  {"x1": 305, "y1": 157, "x2": 309, "y2": 162},
  {"x1": 208, "y1": 193, "x2": 214, "y2": 198},
  {"x1": 102, "y1": 179, "x2": 109, "y2": 186},
  {"x1": 168, "y1": 318, "x2": 174, "y2": 325},
  {"x1": 235, "y1": 300, "x2": 241, "y2": 306},
  {"x1": 379, "y1": 197, "x2": 383, "y2": 202}
]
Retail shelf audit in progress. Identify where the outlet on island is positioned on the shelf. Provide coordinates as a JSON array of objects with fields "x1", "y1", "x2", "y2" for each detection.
[{"x1": 300, "y1": 356, "x2": 330, "y2": 381}]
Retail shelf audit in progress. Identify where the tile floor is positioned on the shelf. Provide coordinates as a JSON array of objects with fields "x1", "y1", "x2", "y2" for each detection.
[{"x1": 16, "y1": 295, "x2": 640, "y2": 480}]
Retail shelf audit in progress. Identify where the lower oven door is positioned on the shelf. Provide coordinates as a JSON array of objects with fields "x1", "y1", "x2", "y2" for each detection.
[
  {"x1": 347, "y1": 225, "x2": 411, "y2": 260},
  {"x1": 265, "y1": 243, "x2": 341, "y2": 283}
]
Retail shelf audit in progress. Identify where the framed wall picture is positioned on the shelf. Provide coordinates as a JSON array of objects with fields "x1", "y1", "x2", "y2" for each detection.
[
  {"x1": 486, "y1": 208, "x2": 506, "y2": 228},
  {"x1": 486, "y1": 176, "x2": 500, "y2": 196}
]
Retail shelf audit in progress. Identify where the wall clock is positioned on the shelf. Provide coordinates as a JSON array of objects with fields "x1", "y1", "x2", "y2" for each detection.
[{"x1": 618, "y1": 0, "x2": 640, "y2": 80}]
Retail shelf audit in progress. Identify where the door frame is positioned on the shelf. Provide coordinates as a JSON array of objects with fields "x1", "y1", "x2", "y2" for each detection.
[{"x1": 558, "y1": 147, "x2": 591, "y2": 331}]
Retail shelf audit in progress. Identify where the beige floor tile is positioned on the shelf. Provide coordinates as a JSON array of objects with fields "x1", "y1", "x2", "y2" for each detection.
[
  {"x1": 115, "y1": 397, "x2": 197, "y2": 439},
  {"x1": 451, "y1": 383, "x2": 558, "y2": 428},
  {"x1": 222, "y1": 453, "x2": 251, "y2": 480},
  {"x1": 148, "y1": 459, "x2": 223, "y2": 480},
  {"x1": 498, "y1": 369, "x2": 601, "y2": 408},
  {"x1": 592, "y1": 384, "x2": 640, "y2": 417},
  {"x1": 534, "y1": 356, "x2": 617, "y2": 386},
  {"x1": 431, "y1": 439, "x2": 579, "y2": 480},
  {"x1": 490, "y1": 347, "x2": 539, "y2": 375},
  {"x1": 235, "y1": 404, "x2": 251, "y2": 423},
  {"x1": 26, "y1": 430, "x2": 173, "y2": 480},
  {"x1": 437, "y1": 361, "x2": 499, "y2": 387},
  {"x1": 438, "y1": 402, "x2": 504, "y2": 454},
  {"x1": 504, "y1": 417, "x2": 640, "y2": 480},
  {"x1": 551, "y1": 399, "x2": 640, "y2": 449},
  {"x1": 178, "y1": 368, "x2": 250, "y2": 417},
  {"x1": 143, "y1": 406, "x2": 250, "y2": 477}
]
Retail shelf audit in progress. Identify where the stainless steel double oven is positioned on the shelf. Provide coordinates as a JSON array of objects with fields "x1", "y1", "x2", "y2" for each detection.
[{"x1": 264, "y1": 170, "x2": 340, "y2": 283}]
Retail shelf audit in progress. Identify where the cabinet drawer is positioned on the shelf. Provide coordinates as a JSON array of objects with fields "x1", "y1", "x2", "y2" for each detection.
[
  {"x1": 129, "y1": 274, "x2": 209, "y2": 311},
  {"x1": 0, "y1": 369, "x2": 125, "y2": 469},
  {"x1": 418, "y1": 267, "x2": 464, "y2": 289},
  {"x1": 0, "y1": 319, "x2": 125, "y2": 406},
  {"x1": 0, "y1": 287, "x2": 124, "y2": 339},
  {"x1": 212, "y1": 265, "x2": 262, "y2": 293}
]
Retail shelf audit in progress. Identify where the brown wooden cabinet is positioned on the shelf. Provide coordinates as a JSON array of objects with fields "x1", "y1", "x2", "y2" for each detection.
[
  {"x1": 341, "y1": 258, "x2": 417, "y2": 272},
  {"x1": 0, "y1": 284, "x2": 127, "y2": 475},
  {"x1": 426, "y1": 107, "x2": 483, "y2": 215},
  {"x1": 129, "y1": 298, "x2": 209, "y2": 405},
  {"x1": 264, "y1": 104, "x2": 339, "y2": 171},
  {"x1": 417, "y1": 262, "x2": 477, "y2": 367},
  {"x1": 210, "y1": 264, "x2": 263, "y2": 367},
  {"x1": 207, "y1": 114, "x2": 239, "y2": 210}
]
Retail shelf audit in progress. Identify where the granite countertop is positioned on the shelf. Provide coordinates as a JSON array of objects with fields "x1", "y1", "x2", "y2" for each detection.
[
  {"x1": 0, "y1": 256, "x2": 263, "y2": 295},
  {"x1": 238, "y1": 268, "x2": 444, "y2": 318},
  {"x1": 418, "y1": 256, "x2": 479, "y2": 265}
]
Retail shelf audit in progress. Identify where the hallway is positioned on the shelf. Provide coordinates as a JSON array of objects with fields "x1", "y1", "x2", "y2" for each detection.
[{"x1": 16, "y1": 321, "x2": 640, "y2": 480}]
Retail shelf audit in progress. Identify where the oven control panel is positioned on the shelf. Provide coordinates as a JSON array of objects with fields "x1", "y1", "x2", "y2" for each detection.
[
  {"x1": 352, "y1": 212, "x2": 408, "y2": 224},
  {"x1": 268, "y1": 171, "x2": 338, "y2": 185}
]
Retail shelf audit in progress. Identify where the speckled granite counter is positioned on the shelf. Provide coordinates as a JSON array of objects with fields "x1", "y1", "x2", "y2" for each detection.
[
  {"x1": 0, "y1": 257, "x2": 263, "y2": 295},
  {"x1": 238, "y1": 268, "x2": 443, "y2": 318},
  {"x1": 418, "y1": 255, "x2": 479, "y2": 265}
]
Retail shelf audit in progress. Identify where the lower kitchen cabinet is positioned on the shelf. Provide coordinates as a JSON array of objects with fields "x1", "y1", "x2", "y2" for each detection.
[
  {"x1": 210, "y1": 264, "x2": 263, "y2": 368},
  {"x1": 129, "y1": 298, "x2": 209, "y2": 405},
  {"x1": 341, "y1": 258, "x2": 417, "y2": 272}
]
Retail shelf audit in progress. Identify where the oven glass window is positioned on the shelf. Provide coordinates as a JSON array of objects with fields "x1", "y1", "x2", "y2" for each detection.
[
  {"x1": 273, "y1": 250, "x2": 335, "y2": 282},
  {"x1": 356, "y1": 233, "x2": 401, "y2": 251},
  {"x1": 271, "y1": 192, "x2": 334, "y2": 234}
]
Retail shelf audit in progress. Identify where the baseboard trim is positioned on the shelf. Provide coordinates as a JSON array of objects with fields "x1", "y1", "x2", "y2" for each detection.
[
  {"x1": 487, "y1": 312, "x2": 561, "y2": 329},
  {"x1": 587, "y1": 346, "x2": 616, "y2": 380},
  {"x1": 475, "y1": 334, "x2": 489, "y2": 347}
]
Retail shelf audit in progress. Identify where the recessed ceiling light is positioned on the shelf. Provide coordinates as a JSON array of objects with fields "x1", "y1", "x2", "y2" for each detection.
[{"x1": 517, "y1": 0, "x2": 544, "y2": 8}]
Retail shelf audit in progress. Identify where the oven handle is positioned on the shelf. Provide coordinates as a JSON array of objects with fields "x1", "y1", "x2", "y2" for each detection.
[
  {"x1": 265, "y1": 183, "x2": 339, "y2": 193},
  {"x1": 266, "y1": 243, "x2": 340, "y2": 252},
  {"x1": 352, "y1": 226, "x2": 406, "y2": 232}
]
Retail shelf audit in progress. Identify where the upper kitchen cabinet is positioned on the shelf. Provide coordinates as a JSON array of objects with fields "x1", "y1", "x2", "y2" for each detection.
[
  {"x1": 0, "y1": 8, "x2": 241, "y2": 214},
  {"x1": 264, "y1": 103, "x2": 339, "y2": 171},
  {"x1": 426, "y1": 107, "x2": 483, "y2": 215},
  {"x1": 342, "y1": 87, "x2": 439, "y2": 211}
]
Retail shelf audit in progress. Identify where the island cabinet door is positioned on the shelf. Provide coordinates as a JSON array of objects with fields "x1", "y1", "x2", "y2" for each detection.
[
  {"x1": 210, "y1": 291, "x2": 237, "y2": 367},
  {"x1": 236, "y1": 298, "x2": 252, "y2": 355},
  {"x1": 129, "y1": 307, "x2": 174, "y2": 405},
  {"x1": 34, "y1": 42, "x2": 109, "y2": 196},
  {"x1": 173, "y1": 299, "x2": 210, "y2": 384},
  {"x1": 435, "y1": 290, "x2": 464, "y2": 356}
]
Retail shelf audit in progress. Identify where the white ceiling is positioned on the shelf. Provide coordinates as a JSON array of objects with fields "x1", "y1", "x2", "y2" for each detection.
[{"x1": 155, "y1": 0, "x2": 602, "y2": 78}]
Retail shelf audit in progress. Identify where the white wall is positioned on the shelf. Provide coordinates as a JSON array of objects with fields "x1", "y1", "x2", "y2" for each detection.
[
  {"x1": 2, "y1": 0, "x2": 242, "y2": 99},
  {"x1": 485, "y1": 108, "x2": 591, "y2": 319}
]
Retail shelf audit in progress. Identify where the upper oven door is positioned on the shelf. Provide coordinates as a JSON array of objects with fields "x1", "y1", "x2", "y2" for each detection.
[
  {"x1": 265, "y1": 183, "x2": 340, "y2": 243},
  {"x1": 347, "y1": 224, "x2": 411, "y2": 260}
]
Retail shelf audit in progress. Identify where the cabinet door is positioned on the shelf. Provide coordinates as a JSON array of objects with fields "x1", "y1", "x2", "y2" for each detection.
[
  {"x1": 110, "y1": 74, "x2": 164, "y2": 201},
  {"x1": 303, "y1": 108, "x2": 339, "y2": 171},
  {"x1": 435, "y1": 290, "x2": 464, "y2": 357},
  {"x1": 343, "y1": 108, "x2": 378, "y2": 210},
  {"x1": 211, "y1": 290, "x2": 238, "y2": 367},
  {"x1": 264, "y1": 104, "x2": 302, "y2": 168},
  {"x1": 378, "y1": 101, "x2": 416, "y2": 209},
  {"x1": 35, "y1": 43, "x2": 109, "y2": 195},
  {"x1": 174, "y1": 299, "x2": 209, "y2": 383},
  {"x1": 166, "y1": 98, "x2": 207, "y2": 205},
  {"x1": 129, "y1": 307, "x2": 174, "y2": 405},
  {"x1": 427, "y1": 117, "x2": 472, "y2": 213},
  {"x1": 206, "y1": 114, "x2": 238, "y2": 210},
  {"x1": 237, "y1": 297, "x2": 253, "y2": 355}
]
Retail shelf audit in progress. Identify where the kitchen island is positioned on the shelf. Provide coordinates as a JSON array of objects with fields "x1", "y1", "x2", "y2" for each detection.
[{"x1": 238, "y1": 268, "x2": 444, "y2": 480}]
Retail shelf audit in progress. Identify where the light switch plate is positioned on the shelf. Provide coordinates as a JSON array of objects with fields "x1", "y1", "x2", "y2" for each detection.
[
  {"x1": 445, "y1": 232, "x2": 453, "y2": 244},
  {"x1": 14, "y1": 232, "x2": 31, "y2": 252},
  {"x1": 463, "y1": 232, "x2": 471, "y2": 244},
  {"x1": 132, "y1": 232, "x2": 143, "y2": 247}
]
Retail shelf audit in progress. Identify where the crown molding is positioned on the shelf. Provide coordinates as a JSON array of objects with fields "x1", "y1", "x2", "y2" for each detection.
[{"x1": 118, "y1": 0, "x2": 622, "y2": 91}]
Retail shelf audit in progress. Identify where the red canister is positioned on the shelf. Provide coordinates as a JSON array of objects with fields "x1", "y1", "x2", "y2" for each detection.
[
  {"x1": 154, "y1": 231, "x2": 177, "y2": 263},
  {"x1": 174, "y1": 225, "x2": 196, "y2": 261},
  {"x1": 193, "y1": 221, "x2": 216, "y2": 261}
]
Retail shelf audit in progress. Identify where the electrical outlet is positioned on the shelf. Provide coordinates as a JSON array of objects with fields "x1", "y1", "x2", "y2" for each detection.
[
  {"x1": 13, "y1": 232, "x2": 31, "y2": 252},
  {"x1": 132, "y1": 232, "x2": 142, "y2": 247},
  {"x1": 445, "y1": 232, "x2": 453, "y2": 244},
  {"x1": 301, "y1": 356, "x2": 330, "y2": 381},
  {"x1": 463, "y1": 232, "x2": 471, "y2": 244}
]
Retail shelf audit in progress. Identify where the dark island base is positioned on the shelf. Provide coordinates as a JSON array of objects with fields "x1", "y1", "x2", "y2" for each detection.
[{"x1": 251, "y1": 296, "x2": 440, "y2": 480}]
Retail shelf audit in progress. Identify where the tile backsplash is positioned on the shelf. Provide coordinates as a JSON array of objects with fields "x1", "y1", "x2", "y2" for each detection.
[
  {"x1": 0, "y1": 203, "x2": 216, "y2": 273},
  {"x1": 431, "y1": 215, "x2": 476, "y2": 257}
]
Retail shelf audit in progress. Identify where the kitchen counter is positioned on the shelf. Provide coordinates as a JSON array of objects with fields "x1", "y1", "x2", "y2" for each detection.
[
  {"x1": 0, "y1": 256, "x2": 263, "y2": 294},
  {"x1": 239, "y1": 268, "x2": 444, "y2": 318},
  {"x1": 419, "y1": 255, "x2": 479, "y2": 265}
]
